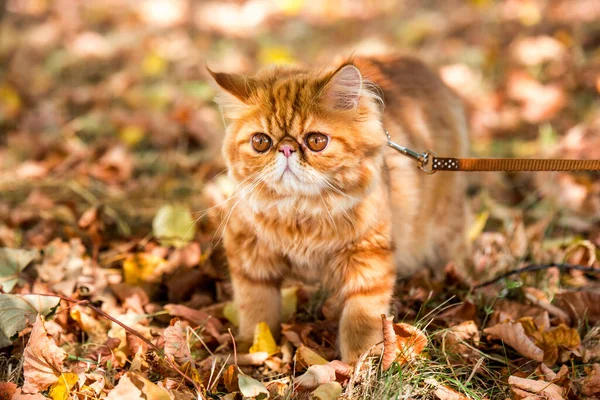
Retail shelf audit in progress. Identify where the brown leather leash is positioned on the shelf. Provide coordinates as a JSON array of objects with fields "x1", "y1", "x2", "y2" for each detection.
[{"x1": 385, "y1": 131, "x2": 600, "y2": 174}]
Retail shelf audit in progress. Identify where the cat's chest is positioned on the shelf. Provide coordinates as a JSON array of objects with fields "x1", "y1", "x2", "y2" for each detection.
[{"x1": 252, "y1": 213, "x2": 350, "y2": 268}]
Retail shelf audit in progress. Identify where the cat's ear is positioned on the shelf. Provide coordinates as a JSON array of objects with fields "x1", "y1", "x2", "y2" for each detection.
[
  {"x1": 207, "y1": 67, "x2": 256, "y2": 103},
  {"x1": 322, "y1": 64, "x2": 363, "y2": 110}
]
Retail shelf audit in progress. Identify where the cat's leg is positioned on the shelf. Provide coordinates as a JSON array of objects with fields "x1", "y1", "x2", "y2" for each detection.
[
  {"x1": 225, "y1": 230, "x2": 284, "y2": 347},
  {"x1": 230, "y1": 270, "x2": 282, "y2": 343},
  {"x1": 327, "y1": 242, "x2": 396, "y2": 363}
]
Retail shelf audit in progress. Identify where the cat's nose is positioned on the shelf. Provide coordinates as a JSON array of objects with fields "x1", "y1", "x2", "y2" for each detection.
[{"x1": 279, "y1": 144, "x2": 296, "y2": 158}]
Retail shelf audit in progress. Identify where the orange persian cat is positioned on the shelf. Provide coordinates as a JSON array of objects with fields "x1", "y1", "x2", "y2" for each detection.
[{"x1": 209, "y1": 56, "x2": 469, "y2": 362}]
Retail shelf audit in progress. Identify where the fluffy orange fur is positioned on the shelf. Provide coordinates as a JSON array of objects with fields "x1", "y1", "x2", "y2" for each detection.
[{"x1": 209, "y1": 55, "x2": 469, "y2": 362}]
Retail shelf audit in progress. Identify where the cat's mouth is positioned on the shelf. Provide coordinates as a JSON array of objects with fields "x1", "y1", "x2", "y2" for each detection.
[{"x1": 280, "y1": 165, "x2": 298, "y2": 180}]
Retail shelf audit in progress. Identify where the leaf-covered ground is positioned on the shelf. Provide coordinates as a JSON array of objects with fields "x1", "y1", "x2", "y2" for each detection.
[{"x1": 1, "y1": 1, "x2": 600, "y2": 399}]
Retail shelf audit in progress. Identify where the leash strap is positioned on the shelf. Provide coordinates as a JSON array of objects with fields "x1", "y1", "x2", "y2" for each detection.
[
  {"x1": 385, "y1": 131, "x2": 600, "y2": 174},
  {"x1": 430, "y1": 157, "x2": 600, "y2": 172}
]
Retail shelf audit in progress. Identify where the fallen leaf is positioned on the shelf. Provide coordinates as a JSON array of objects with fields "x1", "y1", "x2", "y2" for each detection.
[
  {"x1": 381, "y1": 314, "x2": 397, "y2": 370},
  {"x1": 0, "y1": 294, "x2": 60, "y2": 348},
  {"x1": 508, "y1": 375, "x2": 565, "y2": 400},
  {"x1": 123, "y1": 253, "x2": 167, "y2": 285},
  {"x1": 484, "y1": 320, "x2": 544, "y2": 362},
  {"x1": 556, "y1": 290, "x2": 600, "y2": 324},
  {"x1": 394, "y1": 322, "x2": 428, "y2": 364},
  {"x1": 164, "y1": 304, "x2": 220, "y2": 330},
  {"x1": 295, "y1": 364, "x2": 337, "y2": 390},
  {"x1": 0, "y1": 382, "x2": 17, "y2": 400},
  {"x1": 249, "y1": 322, "x2": 279, "y2": 356},
  {"x1": 105, "y1": 374, "x2": 143, "y2": 400},
  {"x1": 0, "y1": 248, "x2": 38, "y2": 292},
  {"x1": 223, "y1": 365, "x2": 239, "y2": 393},
  {"x1": 90, "y1": 146, "x2": 133, "y2": 184},
  {"x1": 152, "y1": 204, "x2": 196, "y2": 248},
  {"x1": 425, "y1": 378, "x2": 469, "y2": 400},
  {"x1": 311, "y1": 382, "x2": 342, "y2": 400},
  {"x1": 538, "y1": 324, "x2": 581, "y2": 365},
  {"x1": 440, "y1": 320, "x2": 480, "y2": 362},
  {"x1": 236, "y1": 352, "x2": 269, "y2": 366},
  {"x1": 223, "y1": 301, "x2": 239, "y2": 326},
  {"x1": 129, "y1": 373, "x2": 174, "y2": 400},
  {"x1": 281, "y1": 286, "x2": 298, "y2": 321},
  {"x1": 163, "y1": 321, "x2": 193, "y2": 365},
  {"x1": 22, "y1": 315, "x2": 67, "y2": 394},
  {"x1": 48, "y1": 372, "x2": 78, "y2": 400},
  {"x1": 294, "y1": 346, "x2": 328, "y2": 371},
  {"x1": 581, "y1": 364, "x2": 600, "y2": 397},
  {"x1": 238, "y1": 373, "x2": 269, "y2": 398},
  {"x1": 11, "y1": 388, "x2": 47, "y2": 399}
]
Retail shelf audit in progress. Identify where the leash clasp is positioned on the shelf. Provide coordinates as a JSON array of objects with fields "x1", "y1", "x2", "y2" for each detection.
[{"x1": 385, "y1": 130, "x2": 436, "y2": 174}]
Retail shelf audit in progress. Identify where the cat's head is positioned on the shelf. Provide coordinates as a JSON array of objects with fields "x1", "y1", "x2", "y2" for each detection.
[{"x1": 209, "y1": 60, "x2": 386, "y2": 209}]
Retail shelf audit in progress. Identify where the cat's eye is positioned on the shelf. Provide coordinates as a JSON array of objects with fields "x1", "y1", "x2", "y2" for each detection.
[
  {"x1": 305, "y1": 132, "x2": 329, "y2": 152},
  {"x1": 251, "y1": 133, "x2": 272, "y2": 153}
]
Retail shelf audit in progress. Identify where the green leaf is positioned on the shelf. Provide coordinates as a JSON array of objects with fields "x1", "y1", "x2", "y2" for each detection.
[
  {"x1": 238, "y1": 372, "x2": 269, "y2": 399},
  {"x1": 152, "y1": 205, "x2": 196, "y2": 248},
  {"x1": 0, "y1": 248, "x2": 38, "y2": 292},
  {"x1": 0, "y1": 294, "x2": 60, "y2": 347}
]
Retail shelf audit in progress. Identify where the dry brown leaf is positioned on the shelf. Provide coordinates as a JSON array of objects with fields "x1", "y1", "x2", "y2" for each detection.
[
  {"x1": 394, "y1": 322, "x2": 427, "y2": 364},
  {"x1": 22, "y1": 315, "x2": 67, "y2": 394},
  {"x1": 0, "y1": 382, "x2": 17, "y2": 400},
  {"x1": 581, "y1": 364, "x2": 600, "y2": 397},
  {"x1": 163, "y1": 320, "x2": 193, "y2": 365},
  {"x1": 523, "y1": 288, "x2": 571, "y2": 324},
  {"x1": 425, "y1": 378, "x2": 469, "y2": 400},
  {"x1": 484, "y1": 321, "x2": 544, "y2": 362},
  {"x1": 222, "y1": 365, "x2": 239, "y2": 393},
  {"x1": 489, "y1": 300, "x2": 549, "y2": 329},
  {"x1": 508, "y1": 375, "x2": 565, "y2": 400},
  {"x1": 381, "y1": 314, "x2": 397, "y2": 370},
  {"x1": 235, "y1": 352, "x2": 269, "y2": 366},
  {"x1": 11, "y1": 388, "x2": 47, "y2": 399},
  {"x1": 440, "y1": 321, "x2": 480, "y2": 362},
  {"x1": 295, "y1": 364, "x2": 337, "y2": 390},
  {"x1": 294, "y1": 360, "x2": 351, "y2": 391},
  {"x1": 556, "y1": 291, "x2": 600, "y2": 325},
  {"x1": 105, "y1": 373, "x2": 143, "y2": 400},
  {"x1": 437, "y1": 301, "x2": 477, "y2": 325}
]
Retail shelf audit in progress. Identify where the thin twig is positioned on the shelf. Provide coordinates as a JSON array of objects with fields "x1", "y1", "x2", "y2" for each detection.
[{"x1": 473, "y1": 263, "x2": 598, "y2": 289}]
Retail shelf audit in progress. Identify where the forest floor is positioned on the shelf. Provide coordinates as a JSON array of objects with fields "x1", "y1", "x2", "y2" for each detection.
[{"x1": 1, "y1": 0, "x2": 600, "y2": 399}]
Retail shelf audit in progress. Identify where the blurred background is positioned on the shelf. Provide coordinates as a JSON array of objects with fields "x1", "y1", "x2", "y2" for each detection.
[{"x1": 0, "y1": 0, "x2": 599, "y2": 279}]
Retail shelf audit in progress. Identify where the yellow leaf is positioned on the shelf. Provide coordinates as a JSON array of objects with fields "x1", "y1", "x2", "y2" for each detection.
[
  {"x1": 119, "y1": 125, "x2": 145, "y2": 147},
  {"x1": 123, "y1": 253, "x2": 166, "y2": 285},
  {"x1": 258, "y1": 46, "x2": 295, "y2": 66},
  {"x1": 0, "y1": 85, "x2": 22, "y2": 117},
  {"x1": 294, "y1": 347, "x2": 328, "y2": 370},
  {"x1": 49, "y1": 372, "x2": 79, "y2": 400},
  {"x1": 142, "y1": 52, "x2": 167, "y2": 77},
  {"x1": 279, "y1": 0, "x2": 303, "y2": 15},
  {"x1": 223, "y1": 301, "x2": 239, "y2": 326},
  {"x1": 312, "y1": 381, "x2": 342, "y2": 400},
  {"x1": 249, "y1": 322, "x2": 278, "y2": 355},
  {"x1": 281, "y1": 287, "x2": 298, "y2": 321},
  {"x1": 468, "y1": 210, "x2": 489, "y2": 242}
]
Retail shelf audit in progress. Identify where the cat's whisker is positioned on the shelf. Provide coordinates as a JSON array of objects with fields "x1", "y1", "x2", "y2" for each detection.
[
  {"x1": 318, "y1": 190, "x2": 338, "y2": 234},
  {"x1": 211, "y1": 169, "x2": 270, "y2": 248},
  {"x1": 184, "y1": 172, "x2": 263, "y2": 244}
]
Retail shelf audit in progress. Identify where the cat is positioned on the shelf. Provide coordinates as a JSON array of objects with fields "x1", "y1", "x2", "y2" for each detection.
[{"x1": 208, "y1": 55, "x2": 469, "y2": 362}]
